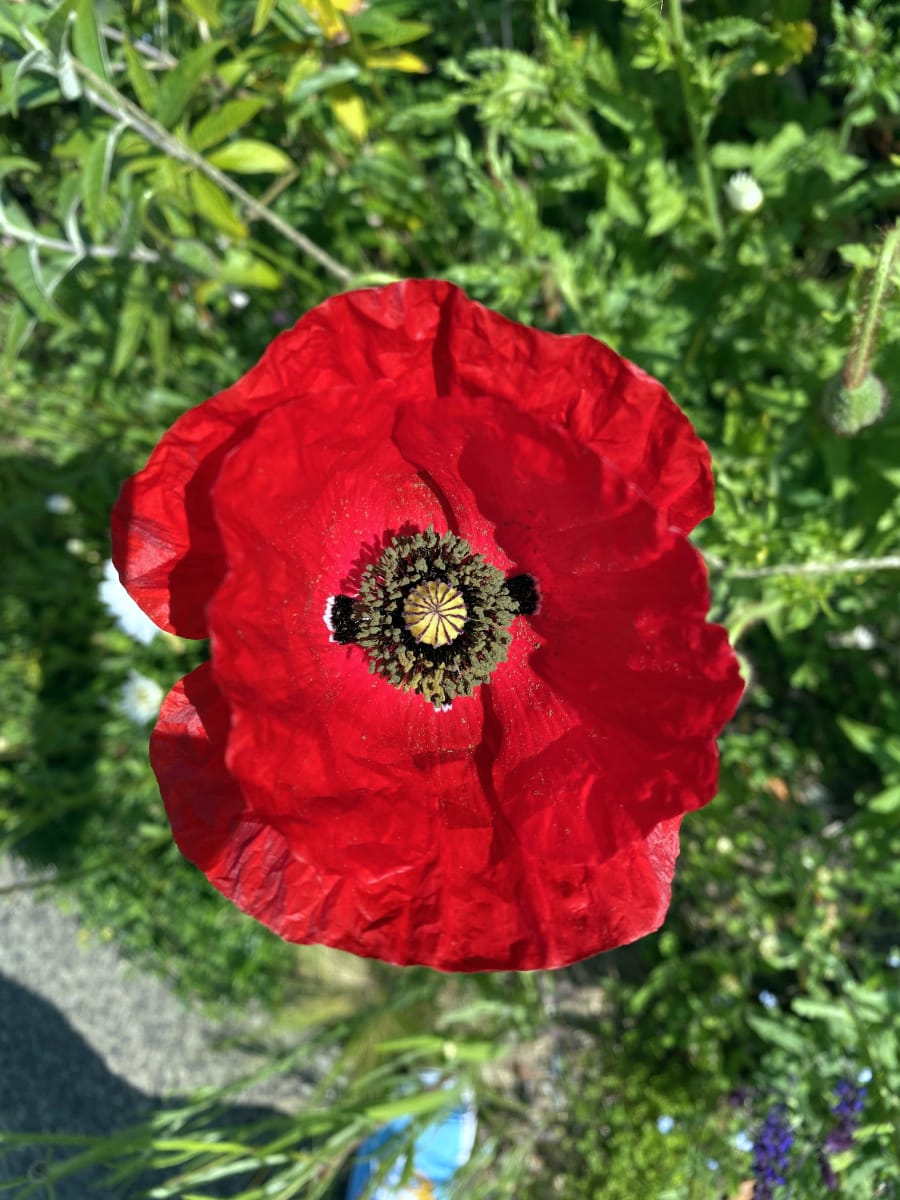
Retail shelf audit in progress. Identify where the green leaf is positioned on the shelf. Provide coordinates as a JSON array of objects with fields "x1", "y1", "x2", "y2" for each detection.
[
  {"x1": 72, "y1": 0, "x2": 110, "y2": 82},
  {"x1": 696, "y1": 17, "x2": 766, "y2": 48},
  {"x1": 206, "y1": 138, "x2": 291, "y2": 174},
  {"x1": 172, "y1": 238, "x2": 221, "y2": 276},
  {"x1": 188, "y1": 172, "x2": 247, "y2": 237},
  {"x1": 286, "y1": 59, "x2": 360, "y2": 103},
  {"x1": 251, "y1": 0, "x2": 279, "y2": 35},
  {"x1": 1, "y1": 300, "x2": 36, "y2": 373},
  {"x1": 364, "y1": 1088, "x2": 461, "y2": 1124},
  {"x1": 349, "y1": 9, "x2": 432, "y2": 48},
  {"x1": 746, "y1": 1012, "x2": 807, "y2": 1054},
  {"x1": 868, "y1": 785, "x2": 900, "y2": 814},
  {"x1": 791, "y1": 997, "x2": 855, "y2": 1038},
  {"x1": 836, "y1": 716, "x2": 881, "y2": 756},
  {"x1": 81, "y1": 125, "x2": 124, "y2": 237},
  {"x1": 4, "y1": 244, "x2": 67, "y2": 323},
  {"x1": 122, "y1": 38, "x2": 158, "y2": 113},
  {"x1": 0, "y1": 155, "x2": 39, "y2": 179},
  {"x1": 190, "y1": 98, "x2": 266, "y2": 152},
  {"x1": 148, "y1": 310, "x2": 171, "y2": 383},
  {"x1": 111, "y1": 292, "x2": 149, "y2": 377},
  {"x1": 838, "y1": 242, "x2": 878, "y2": 270},
  {"x1": 156, "y1": 42, "x2": 222, "y2": 129},
  {"x1": 644, "y1": 159, "x2": 687, "y2": 237},
  {"x1": 220, "y1": 249, "x2": 281, "y2": 289},
  {"x1": 182, "y1": 0, "x2": 221, "y2": 26}
]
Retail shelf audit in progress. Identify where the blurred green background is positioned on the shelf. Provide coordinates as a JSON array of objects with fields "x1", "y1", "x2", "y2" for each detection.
[{"x1": 1, "y1": 0, "x2": 899, "y2": 1196}]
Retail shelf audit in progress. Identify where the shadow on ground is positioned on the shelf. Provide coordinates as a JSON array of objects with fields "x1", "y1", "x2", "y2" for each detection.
[{"x1": 0, "y1": 974, "x2": 301, "y2": 1200}]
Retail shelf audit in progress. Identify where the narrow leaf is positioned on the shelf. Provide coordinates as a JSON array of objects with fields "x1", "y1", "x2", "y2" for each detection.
[
  {"x1": 0, "y1": 155, "x2": 39, "y2": 179},
  {"x1": 148, "y1": 310, "x2": 170, "y2": 383},
  {"x1": 156, "y1": 42, "x2": 222, "y2": 129},
  {"x1": 122, "y1": 38, "x2": 158, "y2": 112},
  {"x1": 81, "y1": 124, "x2": 124, "y2": 237},
  {"x1": 251, "y1": 0, "x2": 279, "y2": 34},
  {"x1": 182, "y1": 0, "x2": 221, "y2": 26},
  {"x1": 5, "y1": 244, "x2": 65, "y2": 322},
  {"x1": 364, "y1": 49, "x2": 428, "y2": 73},
  {"x1": 190, "y1": 98, "x2": 266, "y2": 152},
  {"x1": 112, "y1": 293, "x2": 149, "y2": 376},
  {"x1": 2, "y1": 300, "x2": 36, "y2": 373},
  {"x1": 72, "y1": 0, "x2": 110, "y2": 81}
]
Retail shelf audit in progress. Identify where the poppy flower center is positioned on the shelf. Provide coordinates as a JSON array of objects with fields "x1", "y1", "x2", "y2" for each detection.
[
  {"x1": 325, "y1": 527, "x2": 538, "y2": 710},
  {"x1": 403, "y1": 579, "x2": 467, "y2": 647}
]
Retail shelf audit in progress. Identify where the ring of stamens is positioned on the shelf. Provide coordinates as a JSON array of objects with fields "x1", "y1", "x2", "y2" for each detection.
[{"x1": 326, "y1": 527, "x2": 538, "y2": 709}]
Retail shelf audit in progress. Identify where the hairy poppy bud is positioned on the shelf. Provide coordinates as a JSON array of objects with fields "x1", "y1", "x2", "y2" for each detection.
[{"x1": 822, "y1": 371, "x2": 889, "y2": 435}]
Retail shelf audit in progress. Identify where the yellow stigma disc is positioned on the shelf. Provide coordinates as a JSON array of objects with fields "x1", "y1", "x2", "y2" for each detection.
[{"x1": 403, "y1": 580, "x2": 467, "y2": 648}]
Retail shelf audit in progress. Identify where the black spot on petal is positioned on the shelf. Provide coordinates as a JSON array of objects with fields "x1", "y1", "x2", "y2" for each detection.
[{"x1": 505, "y1": 573, "x2": 540, "y2": 616}]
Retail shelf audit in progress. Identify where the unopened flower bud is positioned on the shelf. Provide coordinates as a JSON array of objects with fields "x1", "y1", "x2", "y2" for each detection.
[
  {"x1": 724, "y1": 171, "x2": 764, "y2": 214},
  {"x1": 822, "y1": 371, "x2": 889, "y2": 435}
]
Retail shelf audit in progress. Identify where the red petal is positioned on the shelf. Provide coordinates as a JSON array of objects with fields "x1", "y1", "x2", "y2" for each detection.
[
  {"x1": 154, "y1": 667, "x2": 684, "y2": 970},
  {"x1": 120, "y1": 281, "x2": 736, "y2": 970},
  {"x1": 113, "y1": 282, "x2": 710, "y2": 635}
]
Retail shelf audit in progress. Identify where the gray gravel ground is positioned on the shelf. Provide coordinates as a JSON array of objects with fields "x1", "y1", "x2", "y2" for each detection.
[{"x1": 0, "y1": 856, "x2": 311, "y2": 1199}]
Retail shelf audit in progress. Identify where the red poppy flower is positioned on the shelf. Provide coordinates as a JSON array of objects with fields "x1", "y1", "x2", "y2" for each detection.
[{"x1": 112, "y1": 279, "x2": 742, "y2": 972}]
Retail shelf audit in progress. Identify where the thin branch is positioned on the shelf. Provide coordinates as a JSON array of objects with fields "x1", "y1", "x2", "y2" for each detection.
[
  {"x1": 708, "y1": 554, "x2": 900, "y2": 580},
  {"x1": 100, "y1": 24, "x2": 178, "y2": 68},
  {"x1": 71, "y1": 59, "x2": 355, "y2": 284},
  {"x1": 1, "y1": 225, "x2": 160, "y2": 263}
]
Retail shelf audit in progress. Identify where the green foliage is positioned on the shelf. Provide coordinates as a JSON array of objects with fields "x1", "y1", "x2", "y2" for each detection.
[{"x1": 2, "y1": 0, "x2": 900, "y2": 1197}]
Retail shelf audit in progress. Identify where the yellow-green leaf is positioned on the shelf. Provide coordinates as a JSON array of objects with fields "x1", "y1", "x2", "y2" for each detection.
[
  {"x1": 251, "y1": 0, "x2": 279, "y2": 34},
  {"x1": 364, "y1": 49, "x2": 428, "y2": 73},
  {"x1": 328, "y1": 85, "x2": 367, "y2": 142},
  {"x1": 182, "y1": 0, "x2": 221, "y2": 26},
  {"x1": 190, "y1": 98, "x2": 266, "y2": 152},
  {"x1": 188, "y1": 172, "x2": 247, "y2": 237},
  {"x1": 221, "y1": 249, "x2": 281, "y2": 289},
  {"x1": 206, "y1": 138, "x2": 292, "y2": 174}
]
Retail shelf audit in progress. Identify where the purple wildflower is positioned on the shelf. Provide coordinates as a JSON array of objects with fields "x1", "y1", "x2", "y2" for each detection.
[
  {"x1": 819, "y1": 1077, "x2": 868, "y2": 1191},
  {"x1": 824, "y1": 1078, "x2": 867, "y2": 1154},
  {"x1": 752, "y1": 1104, "x2": 794, "y2": 1199},
  {"x1": 819, "y1": 1151, "x2": 839, "y2": 1192}
]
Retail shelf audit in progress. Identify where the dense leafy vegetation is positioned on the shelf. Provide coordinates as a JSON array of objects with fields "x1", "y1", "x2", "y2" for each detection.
[{"x1": 1, "y1": 0, "x2": 898, "y2": 1196}]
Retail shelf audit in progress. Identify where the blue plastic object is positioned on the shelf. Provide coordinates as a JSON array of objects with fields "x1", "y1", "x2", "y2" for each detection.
[{"x1": 345, "y1": 1094, "x2": 477, "y2": 1200}]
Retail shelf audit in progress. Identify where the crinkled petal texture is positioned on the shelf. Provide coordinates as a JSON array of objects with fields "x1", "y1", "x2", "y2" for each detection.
[{"x1": 114, "y1": 279, "x2": 743, "y2": 971}]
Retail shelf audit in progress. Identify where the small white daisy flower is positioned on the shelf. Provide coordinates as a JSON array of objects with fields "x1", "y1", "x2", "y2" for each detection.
[
  {"x1": 734, "y1": 1131, "x2": 754, "y2": 1153},
  {"x1": 724, "y1": 171, "x2": 764, "y2": 214},
  {"x1": 45, "y1": 493, "x2": 75, "y2": 514},
  {"x1": 118, "y1": 670, "x2": 164, "y2": 724},
  {"x1": 228, "y1": 288, "x2": 250, "y2": 310},
  {"x1": 99, "y1": 559, "x2": 160, "y2": 645},
  {"x1": 65, "y1": 537, "x2": 86, "y2": 556}
]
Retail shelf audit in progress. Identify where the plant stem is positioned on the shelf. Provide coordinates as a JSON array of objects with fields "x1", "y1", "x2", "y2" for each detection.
[
  {"x1": 668, "y1": 0, "x2": 724, "y2": 244},
  {"x1": 709, "y1": 554, "x2": 900, "y2": 580},
  {"x1": 71, "y1": 60, "x2": 355, "y2": 285},
  {"x1": 844, "y1": 222, "x2": 900, "y2": 387}
]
